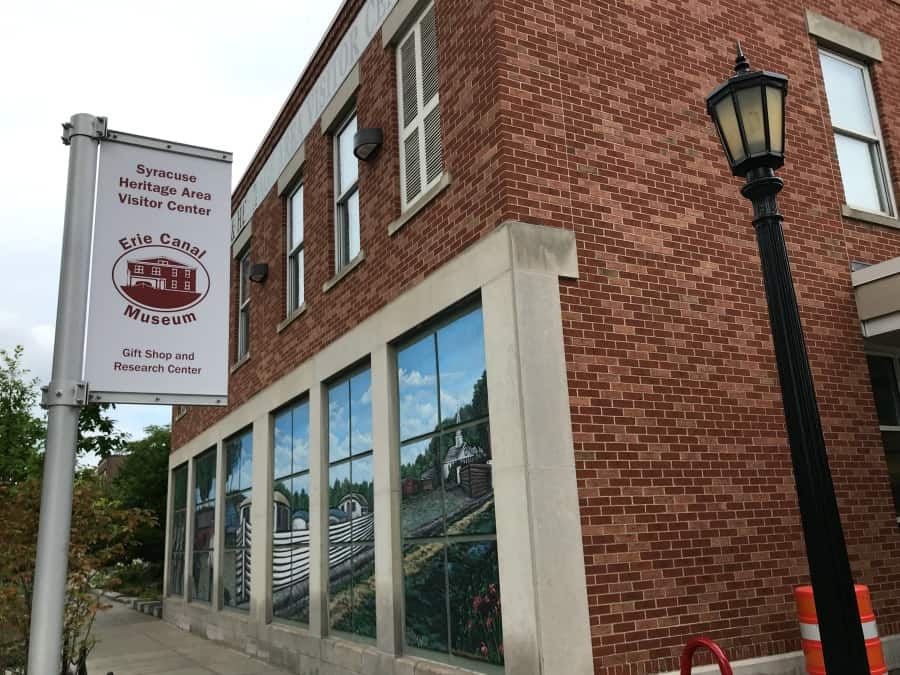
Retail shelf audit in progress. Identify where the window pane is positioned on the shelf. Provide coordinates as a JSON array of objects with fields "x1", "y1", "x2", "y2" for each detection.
[
  {"x1": 291, "y1": 249, "x2": 304, "y2": 309},
  {"x1": 329, "y1": 380, "x2": 351, "y2": 462},
  {"x1": 173, "y1": 465, "x2": 188, "y2": 510},
  {"x1": 224, "y1": 493, "x2": 245, "y2": 548},
  {"x1": 329, "y1": 543, "x2": 354, "y2": 633},
  {"x1": 437, "y1": 308, "x2": 488, "y2": 424},
  {"x1": 329, "y1": 461, "x2": 352, "y2": 535},
  {"x1": 882, "y1": 430, "x2": 900, "y2": 519},
  {"x1": 404, "y1": 543, "x2": 449, "y2": 653},
  {"x1": 399, "y1": 335, "x2": 439, "y2": 441},
  {"x1": 222, "y1": 547, "x2": 250, "y2": 610},
  {"x1": 225, "y1": 440, "x2": 240, "y2": 493},
  {"x1": 291, "y1": 475, "x2": 310, "y2": 518},
  {"x1": 194, "y1": 503, "x2": 215, "y2": 551},
  {"x1": 820, "y1": 52, "x2": 875, "y2": 136},
  {"x1": 191, "y1": 552, "x2": 213, "y2": 602},
  {"x1": 338, "y1": 115, "x2": 358, "y2": 195},
  {"x1": 290, "y1": 185, "x2": 304, "y2": 249},
  {"x1": 293, "y1": 401, "x2": 310, "y2": 472},
  {"x1": 274, "y1": 409, "x2": 293, "y2": 480},
  {"x1": 835, "y1": 134, "x2": 885, "y2": 213},
  {"x1": 350, "y1": 456, "x2": 375, "y2": 541},
  {"x1": 867, "y1": 355, "x2": 900, "y2": 426},
  {"x1": 195, "y1": 451, "x2": 216, "y2": 504},
  {"x1": 350, "y1": 369, "x2": 372, "y2": 453},
  {"x1": 273, "y1": 543, "x2": 310, "y2": 623},
  {"x1": 352, "y1": 545, "x2": 377, "y2": 639},
  {"x1": 401, "y1": 438, "x2": 444, "y2": 538},
  {"x1": 347, "y1": 190, "x2": 360, "y2": 261},
  {"x1": 239, "y1": 254, "x2": 250, "y2": 304},
  {"x1": 442, "y1": 423, "x2": 495, "y2": 536},
  {"x1": 169, "y1": 510, "x2": 186, "y2": 596},
  {"x1": 448, "y1": 541, "x2": 503, "y2": 666}
]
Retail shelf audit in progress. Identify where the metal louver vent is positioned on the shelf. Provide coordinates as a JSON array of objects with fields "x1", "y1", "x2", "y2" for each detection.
[
  {"x1": 421, "y1": 6, "x2": 439, "y2": 105},
  {"x1": 424, "y1": 107, "x2": 443, "y2": 183},
  {"x1": 404, "y1": 129, "x2": 422, "y2": 202},
  {"x1": 400, "y1": 34, "x2": 418, "y2": 129}
]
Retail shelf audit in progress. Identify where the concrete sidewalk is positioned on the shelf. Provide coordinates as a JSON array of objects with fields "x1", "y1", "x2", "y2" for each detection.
[{"x1": 86, "y1": 601, "x2": 291, "y2": 675}]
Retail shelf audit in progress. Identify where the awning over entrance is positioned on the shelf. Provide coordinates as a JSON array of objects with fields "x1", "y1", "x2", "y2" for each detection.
[{"x1": 852, "y1": 256, "x2": 900, "y2": 346}]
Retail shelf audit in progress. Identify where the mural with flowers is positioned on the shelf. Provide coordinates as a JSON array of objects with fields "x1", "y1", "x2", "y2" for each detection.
[{"x1": 397, "y1": 307, "x2": 504, "y2": 668}]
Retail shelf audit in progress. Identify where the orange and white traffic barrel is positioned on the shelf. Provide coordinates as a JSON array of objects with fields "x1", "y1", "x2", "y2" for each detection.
[{"x1": 794, "y1": 585, "x2": 887, "y2": 675}]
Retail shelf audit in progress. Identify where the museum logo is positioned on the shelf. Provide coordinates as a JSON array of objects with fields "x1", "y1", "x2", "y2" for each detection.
[{"x1": 112, "y1": 234, "x2": 210, "y2": 325}]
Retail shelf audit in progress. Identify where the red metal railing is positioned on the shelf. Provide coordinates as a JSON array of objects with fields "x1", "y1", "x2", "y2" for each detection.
[{"x1": 680, "y1": 637, "x2": 734, "y2": 675}]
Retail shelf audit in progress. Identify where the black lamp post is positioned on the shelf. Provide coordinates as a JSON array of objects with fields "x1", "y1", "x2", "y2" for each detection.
[{"x1": 706, "y1": 44, "x2": 870, "y2": 674}]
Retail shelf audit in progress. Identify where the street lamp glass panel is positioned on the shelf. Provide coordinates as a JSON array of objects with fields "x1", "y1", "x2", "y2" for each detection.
[
  {"x1": 834, "y1": 135, "x2": 885, "y2": 212},
  {"x1": 766, "y1": 86, "x2": 784, "y2": 154},
  {"x1": 714, "y1": 96, "x2": 745, "y2": 164},
  {"x1": 819, "y1": 53, "x2": 875, "y2": 137},
  {"x1": 736, "y1": 87, "x2": 766, "y2": 155}
]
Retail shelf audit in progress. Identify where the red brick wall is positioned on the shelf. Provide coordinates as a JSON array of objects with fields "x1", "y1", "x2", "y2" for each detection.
[
  {"x1": 173, "y1": 0, "x2": 506, "y2": 448},
  {"x1": 175, "y1": 0, "x2": 900, "y2": 672},
  {"x1": 490, "y1": 0, "x2": 900, "y2": 672}
]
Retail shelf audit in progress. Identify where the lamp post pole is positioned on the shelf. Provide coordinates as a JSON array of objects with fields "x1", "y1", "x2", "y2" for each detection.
[
  {"x1": 705, "y1": 45, "x2": 871, "y2": 674},
  {"x1": 742, "y1": 166, "x2": 869, "y2": 673}
]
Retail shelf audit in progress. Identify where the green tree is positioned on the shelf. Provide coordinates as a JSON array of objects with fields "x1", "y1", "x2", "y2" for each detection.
[
  {"x1": 111, "y1": 425, "x2": 171, "y2": 562},
  {"x1": 0, "y1": 347, "x2": 44, "y2": 484},
  {"x1": 0, "y1": 475, "x2": 153, "y2": 673}
]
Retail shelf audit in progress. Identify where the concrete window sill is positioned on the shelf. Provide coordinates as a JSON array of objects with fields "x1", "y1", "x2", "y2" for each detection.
[
  {"x1": 230, "y1": 354, "x2": 250, "y2": 374},
  {"x1": 277, "y1": 303, "x2": 307, "y2": 333},
  {"x1": 388, "y1": 172, "x2": 452, "y2": 237},
  {"x1": 842, "y1": 204, "x2": 900, "y2": 230},
  {"x1": 323, "y1": 250, "x2": 366, "y2": 293}
]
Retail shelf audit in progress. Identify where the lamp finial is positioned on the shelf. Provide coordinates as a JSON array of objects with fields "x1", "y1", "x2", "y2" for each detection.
[{"x1": 734, "y1": 41, "x2": 750, "y2": 73}]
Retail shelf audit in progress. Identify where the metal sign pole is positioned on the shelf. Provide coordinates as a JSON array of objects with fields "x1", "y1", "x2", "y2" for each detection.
[{"x1": 27, "y1": 113, "x2": 105, "y2": 675}]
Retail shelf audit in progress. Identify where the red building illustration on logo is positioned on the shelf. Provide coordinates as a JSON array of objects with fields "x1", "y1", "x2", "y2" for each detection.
[{"x1": 120, "y1": 256, "x2": 202, "y2": 310}]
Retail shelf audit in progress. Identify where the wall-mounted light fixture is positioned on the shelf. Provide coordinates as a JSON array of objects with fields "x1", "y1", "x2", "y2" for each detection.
[
  {"x1": 249, "y1": 263, "x2": 269, "y2": 283},
  {"x1": 353, "y1": 128, "x2": 384, "y2": 161}
]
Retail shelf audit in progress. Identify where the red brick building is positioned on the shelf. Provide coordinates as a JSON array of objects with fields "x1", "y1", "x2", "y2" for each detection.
[
  {"x1": 164, "y1": 1, "x2": 900, "y2": 673},
  {"x1": 127, "y1": 256, "x2": 196, "y2": 292}
]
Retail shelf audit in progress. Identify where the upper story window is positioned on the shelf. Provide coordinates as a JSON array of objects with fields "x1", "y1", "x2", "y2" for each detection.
[
  {"x1": 135, "y1": 265, "x2": 144, "y2": 274},
  {"x1": 866, "y1": 354, "x2": 900, "y2": 522},
  {"x1": 237, "y1": 251, "x2": 250, "y2": 361},
  {"x1": 287, "y1": 183, "x2": 305, "y2": 312},
  {"x1": 819, "y1": 49, "x2": 896, "y2": 216},
  {"x1": 397, "y1": 2, "x2": 443, "y2": 210},
  {"x1": 152, "y1": 267, "x2": 161, "y2": 276},
  {"x1": 335, "y1": 112, "x2": 360, "y2": 270}
]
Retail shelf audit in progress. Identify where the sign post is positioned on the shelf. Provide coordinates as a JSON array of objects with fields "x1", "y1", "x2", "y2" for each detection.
[
  {"x1": 28, "y1": 113, "x2": 105, "y2": 675},
  {"x1": 28, "y1": 115, "x2": 231, "y2": 674}
]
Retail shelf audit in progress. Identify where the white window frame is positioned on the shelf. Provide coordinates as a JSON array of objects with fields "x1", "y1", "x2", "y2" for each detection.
[
  {"x1": 287, "y1": 183, "x2": 305, "y2": 313},
  {"x1": 820, "y1": 48, "x2": 896, "y2": 217},
  {"x1": 135, "y1": 265, "x2": 144, "y2": 274},
  {"x1": 396, "y1": 1, "x2": 442, "y2": 211},
  {"x1": 334, "y1": 110, "x2": 359, "y2": 271},
  {"x1": 237, "y1": 250, "x2": 250, "y2": 361},
  {"x1": 152, "y1": 267, "x2": 161, "y2": 276}
]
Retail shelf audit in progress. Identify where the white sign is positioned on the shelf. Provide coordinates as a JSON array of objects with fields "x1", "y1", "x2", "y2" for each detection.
[{"x1": 84, "y1": 137, "x2": 231, "y2": 405}]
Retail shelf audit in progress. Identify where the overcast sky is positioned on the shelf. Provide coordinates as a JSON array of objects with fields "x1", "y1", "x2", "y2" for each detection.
[{"x1": 1, "y1": 0, "x2": 342, "y2": 448}]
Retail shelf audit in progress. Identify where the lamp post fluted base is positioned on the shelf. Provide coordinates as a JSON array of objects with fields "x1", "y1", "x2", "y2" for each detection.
[{"x1": 743, "y1": 167, "x2": 869, "y2": 674}]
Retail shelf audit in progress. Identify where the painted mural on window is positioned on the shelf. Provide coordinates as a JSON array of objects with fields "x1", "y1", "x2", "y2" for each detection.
[
  {"x1": 192, "y1": 448, "x2": 216, "y2": 602},
  {"x1": 397, "y1": 306, "x2": 503, "y2": 667},
  {"x1": 328, "y1": 369, "x2": 376, "y2": 639},
  {"x1": 272, "y1": 399, "x2": 311, "y2": 623},
  {"x1": 168, "y1": 463, "x2": 188, "y2": 597},
  {"x1": 223, "y1": 429, "x2": 252, "y2": 610}
]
